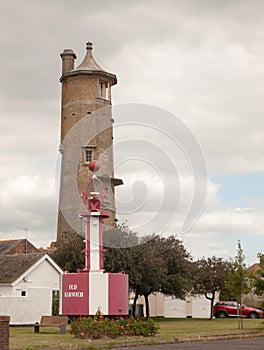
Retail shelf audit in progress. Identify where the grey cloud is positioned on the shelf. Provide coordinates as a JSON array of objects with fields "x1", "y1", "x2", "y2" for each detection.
[{"x1": 0, "y1": 0, "x2": 263, "y2": 259}]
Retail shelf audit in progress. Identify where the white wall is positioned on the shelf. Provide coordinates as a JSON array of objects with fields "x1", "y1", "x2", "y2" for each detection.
[
  {"x1": 0, "y1": 285, "x2": 13, "y2": 296},
  {"x1": 192, "y1": 295, "x2": 211, "y2": 318},
  {"x1": 0, "y1": 288, "x2": 52, "y2": 324},
  {"x1": 131, "y1": 292, "x2": 213, "y2": 318},
  {"x1": 164, "y1": 294, "x2": 218, "y2": 318},
  {"x1": 164, "y1": 297, "x2": 187, "y2": 318},
  {"x1": 16, "y1": 259, "x2": 61, "y2": 290},
  {"x1": 131, "y1": 293, "x2": 164, "y2": 317},
  {"x1": 0, "y1": 257, "x2": 62, "y2": 325}
]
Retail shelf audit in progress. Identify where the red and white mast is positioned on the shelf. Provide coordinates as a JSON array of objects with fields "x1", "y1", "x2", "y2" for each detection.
[
  {"x1": 80, "y1": 160, "x2": 108, "y2": 272},
  {"x1": 61, "y1": 160, "x2": 128, "y2": 316}
]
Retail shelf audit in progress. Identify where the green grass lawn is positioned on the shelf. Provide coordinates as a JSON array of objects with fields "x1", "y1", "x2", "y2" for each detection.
[{"x1": 10, "y1": 318, "x2": 264, "y2": 350}]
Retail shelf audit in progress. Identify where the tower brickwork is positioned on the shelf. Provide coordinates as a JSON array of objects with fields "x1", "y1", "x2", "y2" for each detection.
[{"x1": 57, "y1": 42, "x2": 121, "y2": 244}]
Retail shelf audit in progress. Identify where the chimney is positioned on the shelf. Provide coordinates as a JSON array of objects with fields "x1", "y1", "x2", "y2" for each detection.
[{"x1": 60, "y1": 49, "x2": 77, "y2": 75}]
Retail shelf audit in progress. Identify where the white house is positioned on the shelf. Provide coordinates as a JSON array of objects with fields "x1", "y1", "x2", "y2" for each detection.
[
  {"x1": 132, "y1": 292, "x2": 219, "y2": 318},
  {"x1": 164, "y1": 294, "x2": 217, "y2": 318},
  {"x1": 0, "y1": 253, "x2": 63, "y2": 325}
]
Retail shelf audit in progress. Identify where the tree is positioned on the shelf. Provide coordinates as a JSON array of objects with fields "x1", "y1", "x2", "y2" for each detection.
[
  {"x1": 222, "y1": 240, "x2": 250, "y2": 329},
  {"x1": 105, "y1": 233, "x2": 167, "y2": 318},
  {"x1": 104, "y1": 231, "x2": 192, "y2": 318},
  {"x1": 51, "y1": 234, "x2": 85, "y2": 272},
  {"x1": 103, "y1": 222, "x2": 139, "y2": 248},
  {"x1": 193, "y1": 256, "x2": 231, "y2": 319},
  {"x1": 131, "y1": 235, "x2": 168, "y2": 319},
  {"x1": 160, "y1": 236, "x2": 193, "y2": 298},
  {"x1": 253, "y1": 253, "x2": 264, "y2": 305}
]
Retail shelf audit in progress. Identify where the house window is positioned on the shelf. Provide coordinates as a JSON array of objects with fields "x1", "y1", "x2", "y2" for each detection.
[
  {"x1": 85, "y1": 149, "x2": 93, "y2": 163},
  {"x1": 21, "y1": 291, "x2": 26, "y2": 297}
]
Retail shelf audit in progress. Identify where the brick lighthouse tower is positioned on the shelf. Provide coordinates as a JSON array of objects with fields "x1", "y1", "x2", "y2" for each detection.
[{"x1": 57, "y1": 42, "x2": 122, "y2": 244}]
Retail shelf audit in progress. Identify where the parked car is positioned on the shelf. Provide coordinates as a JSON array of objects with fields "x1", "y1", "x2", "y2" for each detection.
[{"x1": 213, "y1": 301, "x2": 262, "y2": 318}]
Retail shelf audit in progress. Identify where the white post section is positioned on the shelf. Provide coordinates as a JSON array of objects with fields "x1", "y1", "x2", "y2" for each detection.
[
  {"x1": 89, "y1": 213, "x2": 101, "y2": 271},
  {"x1": 89, "y1": 272, "x2": 108, "y2": 315}
]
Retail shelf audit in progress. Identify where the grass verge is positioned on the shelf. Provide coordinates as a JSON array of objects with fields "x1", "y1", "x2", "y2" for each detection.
[{"x1": 10, "y1": 318, "x2": 264, "y2": 350}]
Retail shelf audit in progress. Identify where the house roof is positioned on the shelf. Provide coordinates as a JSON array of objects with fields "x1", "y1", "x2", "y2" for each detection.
[
  {"x1": 0, "y1": 252, "x2": 46, "y2": 284},
  {"x1": 247, "y1": 262, "x2": 261, "y2": 275},
  {"x1": 0, "y1": 239, "x2": 38, "y2": 255}
]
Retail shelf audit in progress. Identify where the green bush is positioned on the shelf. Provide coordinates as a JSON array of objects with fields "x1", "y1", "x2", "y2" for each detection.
[{"x1": 71, "y1": 311, "x2": 159, "y2": 339}]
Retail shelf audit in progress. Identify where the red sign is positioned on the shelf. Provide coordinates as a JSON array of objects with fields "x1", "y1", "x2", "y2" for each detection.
[
  {"x1": 108, "y1": 273, "x2": 128, "y2": 315},
  {"x1": 62, "y1": 272, "x2": 89, "y2": 315}
]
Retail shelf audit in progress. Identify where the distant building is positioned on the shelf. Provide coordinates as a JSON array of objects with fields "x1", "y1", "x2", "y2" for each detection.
[
  {"x1": 247, "y1": 262, "x2": 261, "y2": 275},
  {"x1": 0, "y1": 239, "x2": 39, "y2": 255},
  {"x1": 243, "y1": 262, "x2": 263, "y2": 307},
  {"x1": 131, "y1": 292, "x2": 217, "y2": 318},
  {"x1": 0, "y1": 253, "x2": 63, "y2": 325}
]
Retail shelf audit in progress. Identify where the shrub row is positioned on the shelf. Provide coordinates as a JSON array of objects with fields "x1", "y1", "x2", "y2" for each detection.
[{"x1": 71, "y1": 314, "x2": 159, "y2": 339}]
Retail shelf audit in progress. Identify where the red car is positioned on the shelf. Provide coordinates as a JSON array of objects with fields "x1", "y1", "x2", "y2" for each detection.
[{"x1": 213, "y1": 301, "x2": 262, "y2": 318}]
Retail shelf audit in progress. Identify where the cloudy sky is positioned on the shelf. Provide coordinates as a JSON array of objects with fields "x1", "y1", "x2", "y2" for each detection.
[{"x1": 0, "y1": 0, "x2": 263, "y2": 265}]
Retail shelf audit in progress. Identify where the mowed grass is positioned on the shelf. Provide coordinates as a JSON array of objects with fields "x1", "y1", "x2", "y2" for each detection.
[
  {"x1": 10, "y1": 318, "x2": 264, "y2": 350},
  {"x1": 154, "y1": 317, "x2": 263, "y2": 337}
]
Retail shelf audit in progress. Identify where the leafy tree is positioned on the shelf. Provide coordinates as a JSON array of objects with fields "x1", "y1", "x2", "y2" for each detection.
[
  {"x1": 103, "y1": 222, "x2": 139, "y2": 248},
  {"x1": 104, "y1": 231, "x2": 192, "y2": 318},
  {"x1": 253, "y1": 253, "x2": 264, "y2": 303},
  {"x1": 193, "y1": 256, "x2": 231, "y2": 319},
  {"x1": 51, "y1": 234, "x2": 85, "y2": 272},
  {"x1": 131, "y1": 235, "x2": 168, "y2": 319},
  {"x1": 160, "y1": 236, "x2": 193, "y2": 298},
  {"x1": 105, "y1": 233, "x2": 166, "y2": 318},
  {"x1": 222, "y1": 240, "x2": 250, "y2": 329}
]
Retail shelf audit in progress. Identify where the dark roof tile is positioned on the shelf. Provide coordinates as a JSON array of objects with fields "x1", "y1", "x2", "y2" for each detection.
[
  {"x1": 0, "y1": 253, "x2": 45, "y2": 284},
  {"x1": 0, "y1": 239, "x2": 38, "y2": 255}
]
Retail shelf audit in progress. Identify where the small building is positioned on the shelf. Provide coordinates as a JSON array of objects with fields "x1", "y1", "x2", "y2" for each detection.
[
  {"x1": 0, "y1": 253, "x2": 63, "y2": 325},
  {"x1": 0, "y1": 239, "x2": 39, "y2": 255},
  {"x1": 164, "y1": 294, "x2": 215, "y2": 318},
  {"x1": 132, "y1": 292, "x2": 218, "y2": 318},
  {"x1": 243, "y1": 262, "x2": 263, "y2": 307}
]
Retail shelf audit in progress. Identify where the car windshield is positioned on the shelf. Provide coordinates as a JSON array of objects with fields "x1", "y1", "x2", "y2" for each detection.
[{"x1": 225, "y1": 302, "x2": 237, "y2": 307}]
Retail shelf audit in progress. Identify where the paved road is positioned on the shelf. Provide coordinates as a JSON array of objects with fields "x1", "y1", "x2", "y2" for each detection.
[{"x1": 114, "y1": 336, "x2": 264, "y2": 349}]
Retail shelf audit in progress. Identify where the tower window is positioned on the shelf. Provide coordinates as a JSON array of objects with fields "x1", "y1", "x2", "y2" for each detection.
[
  {"x1": 62, "y1": 231, "x2": 68, "y2": 240},
  {"x1": 106, "y1": 86, "x2": 109, "y2": 100},
  {"x1": 21, "y1": 291, "x2": 26, "y2": 297},
  {"x1": 98, "y1": 81, "x2": 105, "y2": 99},
  {"x1": 85, "y1": 149, "x2": 93, "y2": 163},
  {"x1": 104, "y1": 187, "x2": 110, "y2": 202}
]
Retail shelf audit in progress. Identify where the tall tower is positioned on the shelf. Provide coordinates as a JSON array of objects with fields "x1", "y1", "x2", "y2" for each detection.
[{"x1": 57, "y1": 42, "x2": 121, "y2": 244}]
